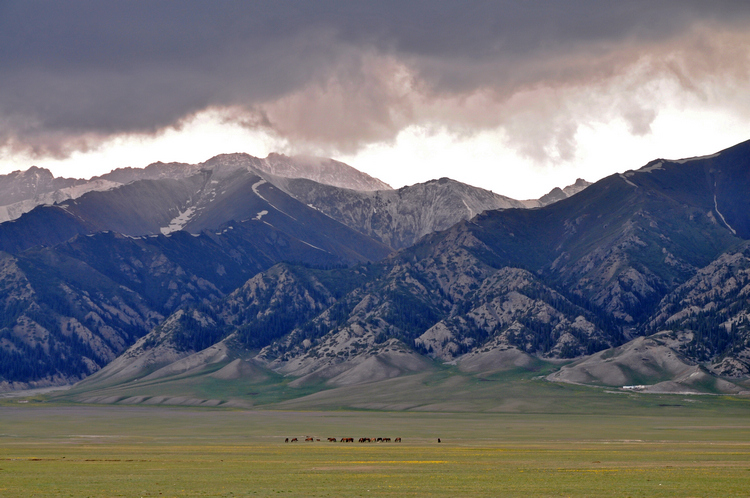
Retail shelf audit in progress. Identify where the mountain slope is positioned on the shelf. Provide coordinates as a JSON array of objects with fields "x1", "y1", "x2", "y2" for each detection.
[
  {"x1": 0, "y1": 166, "x2": 392, "y2": 263},
  {"x1": 0, "y1": 153, "x2": 392, "y2": 225},
  {"x1": 0, "y1": 219, "x2": 369, "y2": 390},
  {"x1": 272, "y1": 176, "x2": 592, "y2": 250},
  {"x1": 646, "y1": 241, "x2": 750, "y2": 377},
  {"x1": 84, "y1": 140, "x2": 750, "y2": 400},
  {"x1": 8, "y1": 140, "x2": 750, "y2": 397},
  {"x1": 520, "y1": 178, "x2": 592, "y2": 208},
  {"x1": 0, "y1": 166, "x2": 82, "y2": 205},
  {"x1": 546, "y1": 332, "x2": 744, "y2": 394},
  {"x1": 260, "y1": 153, "x2": 392, "y2": 190},
  {"x1": 0, "y1": 178, "x2": 393, "y2": 390},
  {"x1": 0, "y1": 167, "x2": 120, "y2": 223},
  {"x1": 2, "y1": 153, "x2": 591, "y2": 254}
]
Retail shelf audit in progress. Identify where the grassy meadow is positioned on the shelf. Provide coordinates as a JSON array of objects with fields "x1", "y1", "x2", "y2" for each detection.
[{"x1": 2, "y1": 391, "x2": 750, "y2": 497}]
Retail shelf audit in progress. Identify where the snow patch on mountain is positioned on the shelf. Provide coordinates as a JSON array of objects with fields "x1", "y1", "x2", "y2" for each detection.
[
  {"x1": 251, "y1": 179, "x2": 267, "y2": 196},
  {"x1": 714, "y1": 194, "x2": 737, "y2": 235},
  {"x1": 251, "y1": 179, "x2": 297, "y2": 221},
  {"x1": 161, "y1": 207, "x2": 197, "y2": 235},
  {"x1": 675, "y1": 152, "x2": 720, "y2": 164},
  {"x1": 618, "y1": 174, "x2": 638, "y2": 188},
  {"x1": 300, "y1": 239, "x2": 326, "y2": 252},
  {"x1": 641, "y1": 161, "x2": 664, "y2": 173}
]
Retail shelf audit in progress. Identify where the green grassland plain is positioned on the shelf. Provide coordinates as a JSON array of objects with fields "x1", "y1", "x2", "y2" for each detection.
[
  {"x1": 2, "y1": 398, "x2": 750, "y2": 497},
  {"x1": 3, "y1": 365, "x2": 750, "y2": 497}
]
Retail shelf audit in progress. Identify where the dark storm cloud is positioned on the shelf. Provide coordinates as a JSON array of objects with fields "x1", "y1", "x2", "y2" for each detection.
[{"x1": 1, "y1": 0, "x2": 750, "y2": 158}]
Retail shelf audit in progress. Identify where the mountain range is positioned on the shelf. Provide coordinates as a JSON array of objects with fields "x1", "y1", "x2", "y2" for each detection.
[{"x1": 1, "y1": 142, "x2": 748, "y2": 401}]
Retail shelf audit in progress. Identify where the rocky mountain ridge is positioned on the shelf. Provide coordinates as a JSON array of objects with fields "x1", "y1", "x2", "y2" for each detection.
[
  {"x1": 0, "y1": 219, "x2": 379, "y2": 391},
  {"x1": 0, "y1": 164, "x2": 396, "y2": 390},
  {"x1": 1, "y1": 149, "x2": 595, "y2": 390},
  {"x1": 0, "y1": 152, "x2": 391, "y2": 224},
  {"x1": 74, "y1": 140, "x2": 750, "y2": 402},
  {"x1": 7, "y1": 140, "x2": 750, "y2": 401},
  {"x1": 271, "y1": 176, "x2": 591, "y2": 250},
  {"x1": 2, "y1": 155, "x2": 587, "y2": 229}
]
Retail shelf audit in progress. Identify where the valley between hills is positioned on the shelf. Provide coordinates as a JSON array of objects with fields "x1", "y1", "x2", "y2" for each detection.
[{"x1": 2, "y1": 141, "x2": 750, "y2": 407}]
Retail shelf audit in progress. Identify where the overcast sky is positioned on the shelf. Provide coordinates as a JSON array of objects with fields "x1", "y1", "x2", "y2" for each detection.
[{"x1": 2, "y1": 1, "x2": 750, "y2": 198}]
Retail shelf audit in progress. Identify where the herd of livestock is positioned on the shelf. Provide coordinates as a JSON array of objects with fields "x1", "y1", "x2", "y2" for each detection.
[{"x1": 285, "y1": 437, "x2": 402, "y2": 443}]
